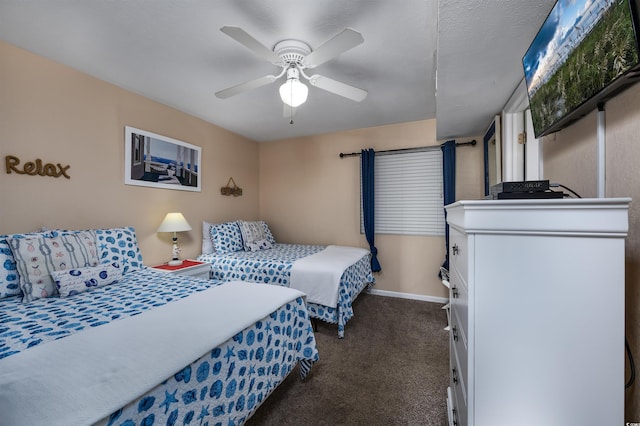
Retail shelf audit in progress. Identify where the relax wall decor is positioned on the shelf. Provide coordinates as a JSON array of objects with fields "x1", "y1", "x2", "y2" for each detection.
[
  {"x1": 5, "y1": 155, "x2": 70, "y2": 179},
  {"x1": 124, "y1": 126, "x2": 201, "y2": 192}
]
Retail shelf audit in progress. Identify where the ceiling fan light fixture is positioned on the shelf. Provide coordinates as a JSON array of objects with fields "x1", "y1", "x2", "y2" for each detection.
[{"x1": 279, "y1": 67, "x2": 308, "y2": 107}]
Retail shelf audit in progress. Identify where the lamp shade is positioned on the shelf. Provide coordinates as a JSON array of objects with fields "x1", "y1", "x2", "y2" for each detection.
[
  {"x1": 157, "y1": 212, "x2": 192, "y2": 233},
  {"x1": 279, "y1": 78, "x2": 309, "y2": 107}
]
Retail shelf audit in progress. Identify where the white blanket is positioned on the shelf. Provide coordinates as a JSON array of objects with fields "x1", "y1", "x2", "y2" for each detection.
[
  {"x1": 290, "y1": 245, "x2": 369, "y2": 307},
  {"x1": 0, "y1": 281, "x2": 305, "y2": 426}
]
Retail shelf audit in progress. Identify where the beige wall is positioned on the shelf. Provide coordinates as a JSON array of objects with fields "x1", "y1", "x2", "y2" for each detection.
[
  {"x1": 541, "y1": 82, "x2": 640, "y2": 420},
  {"x1": 0, "y1": 41, "x2": 260, "y2": 265},
  {"x1": 259, "y1": 120, "x2": 484, "y2": 299}
]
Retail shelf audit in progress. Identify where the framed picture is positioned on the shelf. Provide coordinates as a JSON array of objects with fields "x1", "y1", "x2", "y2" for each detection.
[{"x1": 124, "y1": 126, "x2": 201, "y2": 192}]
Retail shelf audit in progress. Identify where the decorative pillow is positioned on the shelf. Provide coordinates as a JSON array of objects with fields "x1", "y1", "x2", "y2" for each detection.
[
  {"x1": 94, "y1": 227, "x2": 143, "y2": 274},
  {"x1": 9, "y1": 231, "x2": 100, "y2": 303},
  {"x1": 210, "y1": 221, "x2": 244, "y2": 254},
  {"x1": 202, "y1": 221, "x2": 216, "y2": 255},
  {"x1": 245, "y1": 239, "x2": 273, "y2": 252},
  {"x1": 261, "y1": 221, "x2": 276, "y2": 245},
  {"x1": 0, "y1": 231, "x2": 50, "y2": 299},
  {"x1": 237, "y1": 220, "x2": 266, "y2": 251},
  {"x1": 52, "y1": 262, "x2": 122, "y2": 298}
]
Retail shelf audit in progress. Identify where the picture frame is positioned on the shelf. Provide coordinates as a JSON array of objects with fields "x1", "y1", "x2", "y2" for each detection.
[{"x1": 124, "y1": 126, "x2": 201, "y2": 192}]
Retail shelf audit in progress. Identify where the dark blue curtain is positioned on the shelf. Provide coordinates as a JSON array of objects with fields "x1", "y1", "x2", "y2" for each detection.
[
  {"x1": 440, "y1": 140, "x2": 456, "y2": 273},
  {"x1": 361, "y1": 148, "x2": 381, "y2": 272}
]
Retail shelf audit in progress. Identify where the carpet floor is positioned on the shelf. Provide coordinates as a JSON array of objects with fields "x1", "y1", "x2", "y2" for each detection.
[{"x1": 245, "y1": 292, "x2": 450, "y2": 425}]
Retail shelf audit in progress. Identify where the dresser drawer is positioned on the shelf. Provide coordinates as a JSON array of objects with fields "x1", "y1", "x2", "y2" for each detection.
[
  {"x1": 449, "y1": 266, "x2": 468, "y2": 338},
  {"x1": 451, "y1": 389, "x2": 467, "y2": 426},
  {"x1": 450, "y1": 308, "x2": 468, "y2": 391},
  {"x1": 450, "y1": 345, "x2": 468, "y2": 426},
  {"x1": 449, "y1": 229, "x2": 468, "y2": 285},
  {"x1": 451, "y1": 335, "x2": 467, "y2": 404}
]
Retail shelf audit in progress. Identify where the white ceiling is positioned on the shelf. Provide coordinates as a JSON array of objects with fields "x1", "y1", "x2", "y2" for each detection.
[{"x1": 0, "y1": 0, "x2": 555, "y2": 142}]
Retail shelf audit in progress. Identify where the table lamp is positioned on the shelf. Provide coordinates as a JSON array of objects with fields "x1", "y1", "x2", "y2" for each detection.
[{"x1": 157, "y1": 212, "x2": 192, "y2": 266}]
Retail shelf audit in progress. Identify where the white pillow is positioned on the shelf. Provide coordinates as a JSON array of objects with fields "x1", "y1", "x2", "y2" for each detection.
[
  {"x1": 52, "y1": 263, "x2": 123, "y2": 298},
  {"x1": 202, "y1": 221, "x2": 216, "y2": 255}
]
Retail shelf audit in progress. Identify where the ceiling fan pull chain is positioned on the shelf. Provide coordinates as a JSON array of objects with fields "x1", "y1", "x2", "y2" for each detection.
[{"x1": 289, "y1": 81, "x2": 295, "y2": 124}]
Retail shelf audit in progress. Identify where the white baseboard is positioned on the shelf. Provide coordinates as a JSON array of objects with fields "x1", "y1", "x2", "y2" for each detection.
[{"x1": 367, "y1": 288, "x2": 448, "y2": 304}]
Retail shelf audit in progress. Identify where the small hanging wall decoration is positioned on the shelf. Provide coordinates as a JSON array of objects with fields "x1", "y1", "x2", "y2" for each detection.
[
  {"x1": 5, "y1": 155, "x2": 70, "y2": 179},
  {"x1": 221, "y1": 177, "x2": 242, "y2": 196}
]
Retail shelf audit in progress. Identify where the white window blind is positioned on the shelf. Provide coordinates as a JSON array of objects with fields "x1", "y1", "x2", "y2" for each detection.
[{"x1": 361, "y1": 149, "x2": 445, "y2": 236}]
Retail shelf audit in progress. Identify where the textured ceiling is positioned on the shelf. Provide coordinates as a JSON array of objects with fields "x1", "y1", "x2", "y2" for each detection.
[
  {"x1": 0, "y1": 0, "x2": 555, "y2": 142},
  {"x1": 436, "y1": 0, "x2": 556, "y2": 139}
]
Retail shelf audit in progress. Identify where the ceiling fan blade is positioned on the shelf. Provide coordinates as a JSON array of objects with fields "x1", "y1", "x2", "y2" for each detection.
[
  {"x1": 303, "y1": 28, "x2": 364, "y2": 68},
  {"x1": 308, "y1": 74, "x2": 368, "y2": 102},
  {"x1": 220, "y1": 26, "x2": 282, "y2": 65},
  {"x1": 215, "y1": 75, "x2": 278, "y2": 99}
]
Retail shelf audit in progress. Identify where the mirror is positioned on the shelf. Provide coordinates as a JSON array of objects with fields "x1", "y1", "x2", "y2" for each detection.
[{"x1": 483, "y1": 115, "x2": 502, "y2": 197}]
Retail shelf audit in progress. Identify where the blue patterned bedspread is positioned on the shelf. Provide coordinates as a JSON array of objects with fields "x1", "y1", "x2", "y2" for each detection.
[
  {"x1": 198, "y1": 243, "x2": 375, "y2": 338},
  {"x1": 0, "y1": 268, "x2": 319, "y2": 425},
  {"x1": 0, "y1": 268, "x2": 216, "y2": 358}
]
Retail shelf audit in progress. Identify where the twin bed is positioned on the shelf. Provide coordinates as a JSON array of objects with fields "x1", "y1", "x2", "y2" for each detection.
[
  {"x1": 198, "y1": 220, "x2": 376, "y2": 338},
  {"x1": 0, "y1": 227, "x2": 319, "y2": 425}
]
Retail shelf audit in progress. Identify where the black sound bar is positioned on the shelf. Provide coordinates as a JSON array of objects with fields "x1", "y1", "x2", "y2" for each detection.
[
  {"x1": 491, "y1": 180, "x2": 550, "y2": 194},
  {"x1": 496, "y1": 191, "x2": 564, "y2": 199}
]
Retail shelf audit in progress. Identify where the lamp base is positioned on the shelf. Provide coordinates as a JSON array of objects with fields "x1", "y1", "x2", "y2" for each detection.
[{"x1": 168, "y1": 259, "x2": 183, "y2": 266}]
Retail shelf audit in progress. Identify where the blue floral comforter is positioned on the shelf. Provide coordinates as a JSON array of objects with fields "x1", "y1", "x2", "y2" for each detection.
[
  {"x1": 0, "y1": 268, "x2": 319, "y2": 425},
  {"x1": 198, "y1": 243, "x2": 375, "y2": 338}
]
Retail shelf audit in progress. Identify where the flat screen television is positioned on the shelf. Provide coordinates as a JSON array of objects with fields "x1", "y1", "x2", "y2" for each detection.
[{"x1": 523, "y1": 0, "x2": 640, "y2": 138}]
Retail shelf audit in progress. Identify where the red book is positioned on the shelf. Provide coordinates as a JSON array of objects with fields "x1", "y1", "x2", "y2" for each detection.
[{"x1": 152, "y1": 260, "x2": 205, "y2": 271}]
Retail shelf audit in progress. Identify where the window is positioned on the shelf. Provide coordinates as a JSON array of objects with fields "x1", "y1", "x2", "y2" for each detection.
[{"x1": 361, "y1": 148, "x2": 445, "y2": 236}]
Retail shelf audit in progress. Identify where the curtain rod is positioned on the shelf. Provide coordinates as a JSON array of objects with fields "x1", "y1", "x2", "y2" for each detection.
[{"x1": 338, "y1": 140, "x2": 476, "y2": 158}]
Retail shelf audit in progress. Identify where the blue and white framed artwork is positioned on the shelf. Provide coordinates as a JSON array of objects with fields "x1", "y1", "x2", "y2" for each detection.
[{"x1": 124, "y1": 126, "x2": 201, "y2": 192}]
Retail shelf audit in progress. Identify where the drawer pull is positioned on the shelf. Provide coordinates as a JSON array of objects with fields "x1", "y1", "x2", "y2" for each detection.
[
  {"x1": 452, "y1": 408, "x2": 458, "y2": 426},
  {"x1": 452, "y1": 244, "x2": 459, "y2": 255},
  {"x1": 451, "y1": 286, "x2": 459, "y2": 298},
  {"x1": 452, "y1": 326, "x2": 459, "y2": 342},
  {"x1": 452, "y1": 367, "x2": 458, "y2": 385}
]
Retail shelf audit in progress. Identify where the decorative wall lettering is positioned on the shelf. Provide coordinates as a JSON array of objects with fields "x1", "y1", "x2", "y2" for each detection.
[{"x1": 5, "y1": 155, "x2": 70, "y2": 179}]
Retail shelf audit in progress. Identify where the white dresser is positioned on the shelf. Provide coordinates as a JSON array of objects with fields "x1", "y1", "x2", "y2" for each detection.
[{"x1": 445, "y1": 198, "x2": 630, "y2": 426}]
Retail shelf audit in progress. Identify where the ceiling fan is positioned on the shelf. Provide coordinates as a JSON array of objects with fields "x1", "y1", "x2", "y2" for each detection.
[{"x1": 215, "y1": 26, "x2": 368, "y2": 114}]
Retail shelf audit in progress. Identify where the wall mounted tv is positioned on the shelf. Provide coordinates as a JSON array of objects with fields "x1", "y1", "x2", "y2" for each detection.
[{"x1": 523, "y1": 0, "x2": 640, "y2": 138}]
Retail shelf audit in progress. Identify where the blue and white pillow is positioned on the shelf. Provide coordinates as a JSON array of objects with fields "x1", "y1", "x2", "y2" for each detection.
[
  {"x1": 94, "y1": 227, "x2": 143, "y2": 274},
  {"x1": 50, "y1": 227, "x2": 143, "y2": 274},
  {"x1": 237, "y1": 220, "x2": 266, "y2": 250},
  {"x1": 238, "y1": 220, "x2": 276, "y2": 252},
  {"x1": 211, "y1": 222, "x2": 244, "y2": 254},
  {"x1": 245, "y1": 239, "x2": 273, "y2": 252},
  {"x1": 0, "y1": 231, "x2": 50, "y2": 299},
  {"x1": 52, "y1": 262, "x2": 123, "y2": 298},
  {"x1": 9, "y1": 231, "x2": 100, "y2": 303},
  {"x1": 261, "y1": 221, "x2": 276, "y2": 245}
]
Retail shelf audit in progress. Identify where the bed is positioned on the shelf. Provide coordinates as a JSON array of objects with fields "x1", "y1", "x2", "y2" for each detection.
[
  {"x1": 0, "y1": 227, "x2": 319, "y2": 426},
  {"x1": 199, "y1": 220, "x2": 375, "y2": 338}
]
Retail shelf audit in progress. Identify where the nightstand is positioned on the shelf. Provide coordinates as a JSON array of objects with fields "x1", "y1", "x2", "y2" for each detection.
[{"x1": 149, "y1": 259, "x2": 211, "y2": 280}]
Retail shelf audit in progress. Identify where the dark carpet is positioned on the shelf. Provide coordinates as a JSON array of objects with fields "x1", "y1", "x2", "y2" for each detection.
[{"x1": 245, "y1": 292, "x2": 450, "y2": 426}]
